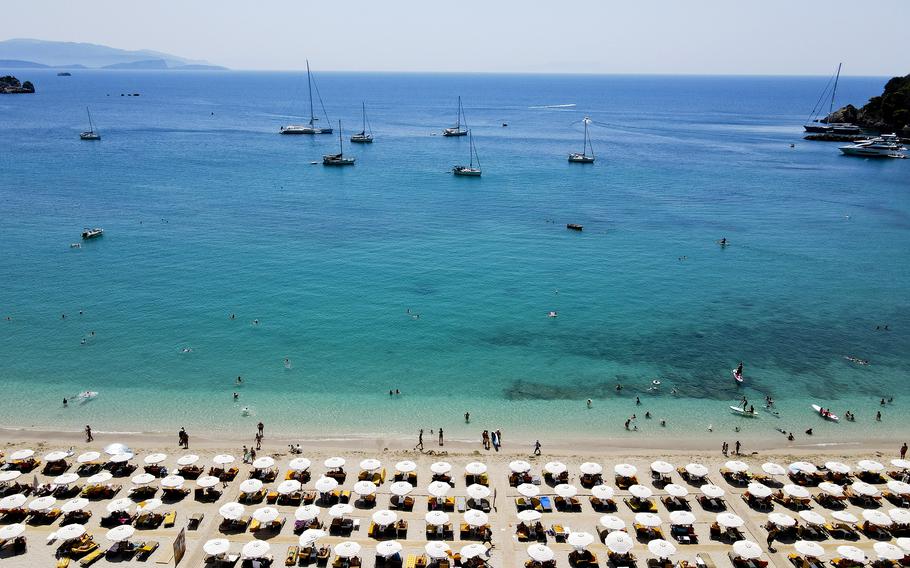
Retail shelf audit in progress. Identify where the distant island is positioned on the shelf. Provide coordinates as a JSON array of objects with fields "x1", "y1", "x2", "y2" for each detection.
[
  {"x1": 0, "y1": 75, "x2": 34, "y2": 93},
  {"x1": 0, "y1": 38, "x2": 227, "y2": 70},
  {"x1": 828, "y1": 73, "x2": 910, "y2": 136}
]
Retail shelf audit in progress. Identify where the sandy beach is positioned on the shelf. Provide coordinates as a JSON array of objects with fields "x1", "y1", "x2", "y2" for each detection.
[{"x1": 1, "y1": 428, "x2": 907, "y2": 568}]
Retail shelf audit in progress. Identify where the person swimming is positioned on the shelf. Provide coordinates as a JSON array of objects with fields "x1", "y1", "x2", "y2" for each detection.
[
  {"x1": 284, "y1": 358, "x2": 291, "y2": 369},
  {"x1": 548, "y1": 311, "x2": 558, "y2": 318}
]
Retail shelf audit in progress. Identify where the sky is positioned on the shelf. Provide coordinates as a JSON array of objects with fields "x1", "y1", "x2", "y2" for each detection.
[{"x1": 4, "y1": 0, "x2": 909, "y2": 75}]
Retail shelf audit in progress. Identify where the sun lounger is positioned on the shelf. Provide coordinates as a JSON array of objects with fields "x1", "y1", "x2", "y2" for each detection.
[
  {"x1": 79, "y1": 548, "x2": 104, "y2": 567},
  {"x1": 286, "y1": 546, "x2": 299, "y2": 566},
  {"x1": 163, "y1": 510, "x2": 176, "y2": 527},
  {"x1": 56, "y1": 557, "x2": 71, "y2": 568},
  {"x1": 136, "y1": 540, "x2": 158, "y2": 560}
]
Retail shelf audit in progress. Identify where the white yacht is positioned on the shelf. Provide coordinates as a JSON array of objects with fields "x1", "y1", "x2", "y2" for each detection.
[
  {"x1": 803, "y1": 63, "x2": 863, "y2": 135},
  {"x1": 80, "y1": 107, "x2": 101, "y2": 141},
  {"x1": 452, "y1": 130, "x2": 481, "y2": 176},
  {"x1": 568, "y1": 117, "x2": 595, "y2": 163},
  {"x1": 280, "y1": 60, "x2": 333, "y2": 135},
  {"x1": 839, "y1": 134, "x2": 906, "y2": 158},
  {"x1": 443, "y1": 96, "x2": 468, "y2": 137}
]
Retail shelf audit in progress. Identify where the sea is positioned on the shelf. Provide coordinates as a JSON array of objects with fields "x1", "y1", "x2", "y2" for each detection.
[{"x1": 1, "y1": 70, "x2": 908, "y2": 447}]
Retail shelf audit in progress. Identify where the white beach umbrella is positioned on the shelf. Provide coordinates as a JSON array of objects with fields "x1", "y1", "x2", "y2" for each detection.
[
  {"x1": 629, "y1": 484, "x2": 653, "y2": 499},
  {"x1": 395, "y1": 460, "x2": 416, "y2": 473},
  {"x1": 372, "y1": 509, "x2": 397, "y2": 526},
  {"x1": 790, "y1": 461, "x2": 817, "y2": 474},
  {"x1": 61, "y1": 498, "x2": 89, "y2": 513},
  {"x1": 353, "y1": 481, "x2": 377, "y2": 496},
  {"x1": 328, "y1": 503, "x2": 354, "y2": 518},
  {"x1": 863, "y1": 509, "x2": 892, "y2": 527},
  {"x1": 131, "y1": 473, "x2": 156, "y2": 486},
  {"x1": 299, "y1": 529, "x2": 326, "y2": 547},
  {"x1": 825, "y1": 461, "x2": 851, "y2": 475},
  {"x1": 648, "y1": 539, "x2": 677, "y2": 558},
  {"x1": 288, "y1": 457, "x2": 312, "y2": 471},
  {"x1": 390, "y1": 481, "x2": 413, "y2": 496},
  {"x1": 359, "y1": 458, "x2": 381, "y2": 472},
  {"x1": 253, "y1": 507, "x2": 280, "y2": 523},
  {"x1": 277, "y1": 480, "x2": 302, "y2": 495},
  {"x1": 665, "y1": 484, "x2": 689, "y2": 498},
  {"x1": 768, "y1": 512, "x2": 797, "y2": 527},
  {"x1": 517, "y1": 510, "x2": 542, "y2": 523},
  {"x1": 76, "y1": 451, "x2": 101, "y2": 464},
  {"x1": 425, "y1": 511, "x2": 450, "y2": 525},
  {"x1": 591, "y1": 485, "x2": 615, "y2": 500},
  {"x1": 635, "y1": 512, "x2": 662, "y2": 527},
  {"x1": 555, "y1": 484, "x2": 578, "y2": 498},
  {"x1": 219, "y1": 502, "x2": 245, "y2": 520},
  {"x1": 0, "y1": 524, "x2": 25, "y2": 540},
  {"x1": 732, "y1": 540, "x2": 763, "y2": 560},
  {"x1": 762, "y1": 462, "x2": 786, "y2": 476},
  {"x1": 874, "y1": 543, "x2": 905, "y2": 561},
  {"x1": 109, "y1": 453, "x2": 133, "y2": 463},
  {"x1": 832, "y1": 511, "x2": 859, "y2": 523},
  {"x1": 890, "y1": 508, "x2": 910, "y2": 524},
  {"x1": 747, "y1": 483, "x2": 773, "y2": 498},
  {"x1": 44, "y1": 451, "x2": 69, "y2": 463},
  {"x1": 103, "y1": 443, "x2": 131, "y2": 456},
  {"x1": 799, "y1": 510, "x2": 826, "y2": 525},
  {"x1": 425, "y1": 541, "x2": 451, "y2": 559},
  {"x1": 294, "y1": 505, "x2": 320, "y2": 522},
  {"x1": 54, "y1": 473, "x2": 80, "y2": 486},
  {"x1": 376, "y1": 541, "x2": 402, "y2": 558},
  {"x1": 160, "y1": 475, "x2": 185, "y2": 489},
  {"x1": 324, "y1": 457, "x2": 345, "y2": 469},
  {"x1": 333, "y1": 541, "x2": 361, "y2": 559},
  {"x1": 106, "y1": 498, "x2": 134, "y2": 513},
  {"x1": 896, "y1": 538, "x2": 910, "y2": 553},
  {"x1": 55, "y1": 524, "x2": 86, "y2": 541},
  {"x1": 545, "y1": 461, "x2": 567, "y2": 475},
  {"x1": 137, "y1": 499, "x2": 163, "y2": 513},
  {"x1": 314, "y1": 477, "x2": 337, "y2": 493},
  {"x1": 0, "y1": 471, "x2": 21, "y2": 483},
  {"x1": 517, "y1": 483, "x2": 539, "y2": 497},
  {"x1": 783, "y1": 485, "x2": 811, "y2": 499},
  {"x1": 606, "y1": 530, "x2": 635, "y2": 553},
  {"x1": 28, "y1": 496, "x2": 56, "y2": 512},
  {"x1": 105, "y1": 525, "x2": 135, "y2": 542},
  {"x1": 176, "y1": 454, "x2": 199, "y2": 466},
  {"x1": 86, "y1": 472, "x2": 112, "y2": 485},
  {"x1": 887, "y1": 480, "x2": 910, "y2": 495},
  {"x1": 716, "y1": 512, "x2": 745, "y2": 528},
  {"x1": 700, "y1": 484, "x2": 725, "y2": 498},
  {"x1": 144, "y1": 453, "x2": 167, "y2": 465},
  {"x1": 725, "y1": 460, "x2": 749, "y2": 473},
  {"x1": 242, "y1": 540, "x2": 271, "y2": 559},
  {"x1": 510, "y1": 460, "x2": 531, "y2": 473},
  {"x1": 818, "y1": 482, "x2": 844, "y2": 497},
  {"x1": 467, "y1": 484, "x2": 491, "y2": 500},
  {"x1": 203, "y1": 538, "x2": 230, "y2": 556},
  {"x1": 9, "y1": 449, "x2": 34, "y2": 461},
  {"x1": 794, "y1": 541, "x2": 826, "y2": 558},
  {"x1": 460, "y1": 544, "x2": 487, "y2": 560},
  {"x1": 527, "y1": 543, "x2": 554, "y2": 562},
  {"x1": 196, "y1": 475, "x2": 220, "y2": 488},
  {"x1": 579, "y1": 462, "x2": 603, "y2": 476},
  {"x1": 212, "y1": 454, "x2": 235, "y2": 466},
  {"x1": 851, "y1": 481, "x2": 880, "y2": 497},
  {"x1": 669, "y1": 511, "x2": 696, "y2": 525},
  {"x1": 837, "y1": 546, "x2": 866, "y2": 563},
  {"x1": 685, "y1": 463, "x2": 708, "y2": 478},
  {"x1": 464, "y1": 509, "x2": 489, "y2": 527},
  {"x1": 252, "y1": 456, "x2": 275, "y2": 469},
  {"x1": 615, "y1": 463, "x2": 638, "y2": 477},
  {"x1": 651, "y1": 461, "x2": 674, "y2": 474},
  {"x1": 858, "y1": 460, "x2": 885, "y2": 473},
  {"x1": 427, "y1": 481, "x2": 451, "y2": 498},
  {"x1": 599, "y1": 515, "x2": 626, "y2": 530},
  {"x1": 891, "y1": 459, "x2": 910, "y2": 470},
  {"x1": 567, "y1": 531, "x2": 595, "y2": 549},
  {"x1": 0, "y1": 494, "x2": 27, "y2": 509},
  {"x1": 430, "y1": 461, "x2": 452, "y2": 475},
  {"x1": 465, "y1": 462, "x2": 487, "y2": 475}
]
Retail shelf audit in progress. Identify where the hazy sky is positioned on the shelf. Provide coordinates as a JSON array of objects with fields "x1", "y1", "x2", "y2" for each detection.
[{"x1": 5, "y1": 0, "x2": 908, "y2": 75}]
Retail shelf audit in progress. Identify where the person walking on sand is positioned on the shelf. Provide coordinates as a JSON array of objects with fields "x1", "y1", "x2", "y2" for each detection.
[
  {"x1": 496, "y1": 429, "x2": 502, "y2": 449},
  {"x1": 255, "y1": 432, "x2": 262, "y2": 450},
  {"x1": 533, "y1": 440, "x2": 541, "y2": 456},
  {"x1": 734, "y1": 440, "x2": 741, "y2": 455},
  {"x1": 438, "y1": 428, "x2": 444, "y2": 446},
  {"x1": 766, "y1": 527, "x2": 778, "y2": 553},
  {"x1": 901, "y1": 442, "x2": 907, "y2": 460},
  {"x1": 257, "y1": 422, "x2": 264, "y2": 436},
  {"x1": 482, "y1": 430, "x2": 490, "y2": 450},
  {"x1": 85, "y1": 424, "x2": 93, "y2": 442},
  {"x1": 415, "y1": 429, "x2": 424, "y2": 451}
]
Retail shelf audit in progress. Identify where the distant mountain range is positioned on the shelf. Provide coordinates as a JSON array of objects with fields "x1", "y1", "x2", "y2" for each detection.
[{"x1": 0, "y1": 38, "x2": 227, "y2": 70}]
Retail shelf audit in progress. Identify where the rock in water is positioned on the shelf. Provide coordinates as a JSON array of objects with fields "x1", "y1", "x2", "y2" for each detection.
[{"x1": 0, "y1": 75, "x2": 35, "y2": 94}]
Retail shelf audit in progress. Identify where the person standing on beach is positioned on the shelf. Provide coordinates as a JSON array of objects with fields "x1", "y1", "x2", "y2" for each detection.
[
  {"x1": 491, "y1": 430, "x2": 499, "y2": 452},
  {"x1": 464, "y1": 412, "x2": 470, "y2": 423},
  {"x1": 85, "y1": 425, "x2": 93, "y2": 442},
  {"x1": 734, "y1": 440, "x2": 741, "y2": 455},
  {"x1": 766, "y1": 527, "x2": 778, "y2": 553},
  {"x1": 533, "y1": 440, "x2": 541, "y2": 456},
  {"x1": 438, "y1": 428, "x2": 444, "y2": 446},
  {"x1": 257, "y1": 422, "x2": 264, "y2": 437},
  {"x1": 415, "y1": 429, "x2": 424, "y2": 451},
  {"x1": 901, "y1": 443, "x2": 907, "y2": 459},
  {"x1": 496, "y1": 429, "x2": 502, "y2": 449},
  {"x1": 482, "y1": 430, "x2": 490, "y2": 450},
  {"x1": 255, "y1": 433, "x2": 262, "y2": 450}
]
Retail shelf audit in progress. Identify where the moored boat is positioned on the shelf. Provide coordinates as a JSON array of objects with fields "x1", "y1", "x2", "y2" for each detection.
[
  {"x1": 568, "y1": 117, "x2": 595, "y2": 163},
  {"x1": 803, "y1": 63, "x2": 863, "y2": 135},
  {"x1": 350, "y1": 102, "x2": 373, "y2": 144},
  {"x1": 81, "y1": 227, "x2": 103, "y2": 239},
  {"x1": 452, "y1": 130, "x2": 481, "y2": 177},
  {"x1": 280, "y1": 60, "x2": 333, "y2": 135},
  {"x1": 80, "y1": 107, "x2": 101, "y2": 141},
  {"x1": 323, "y1": 121, "x2": 355, "y2": 166},
  {"x1": 443, "y1": 96, "x2": 468, "y2": 137}
]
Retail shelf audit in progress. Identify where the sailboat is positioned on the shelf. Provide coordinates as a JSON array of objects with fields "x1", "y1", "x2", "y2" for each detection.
[
  {"x1": 350, "y1": 102, "x2": 373, "y2": 143},
  {"x1": 80, "y1": 107, "x2": 101, "y2": 140},
  {"x1": 568, "y1": 117, "x2": 595, "y2": 163},
  {"x1": 443, "y1": 96, "x2": 468, "y2": 137},
  {"x1": 452, "y1": 130, "x2": 481, "y2": 176},
  {"x1": 323, "y1": 121, "x2": 355, "y2": 166},
  {"x1": 803, "y1": 63, "x2": 862, "y2": 135},
  {"x1": 280, "y1": 60, "x2": 333, "y2": 135}
]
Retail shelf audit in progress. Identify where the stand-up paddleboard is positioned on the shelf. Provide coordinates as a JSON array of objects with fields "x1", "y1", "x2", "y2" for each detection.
[
  {"x1": 811, "y1": 404, "x2": 839, "y2": 422},
  {"x1": 730, "y1": 406, "x2": 759, "y2": 418},
  {"x1": 78, "y1": 391, "x2": 98, "y2": 400},
  {"x1": 732, "y1": 369, "x2": 744, "y2": 383}
]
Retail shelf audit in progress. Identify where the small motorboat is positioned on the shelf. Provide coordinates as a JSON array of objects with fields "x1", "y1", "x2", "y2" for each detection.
[
  {"x1": 811, "y1": 404, "x2": 839, "y2": 422},
  {"x1": 82, "y1": 228, "x2": 103, "y2": 239},
  {"x1": 566, "y1": 224, "x2": 583, "y2": 231}
]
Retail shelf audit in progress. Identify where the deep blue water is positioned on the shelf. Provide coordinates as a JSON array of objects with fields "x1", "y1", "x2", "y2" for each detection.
[{"x1": 0, "y1": 70, "x2": 907, "y2": 444}]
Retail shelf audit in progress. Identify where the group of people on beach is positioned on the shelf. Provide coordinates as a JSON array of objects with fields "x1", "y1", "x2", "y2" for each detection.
[
  {"x1": 177, "y1": 427, "x2": 189, "y2": 449},
  {"x1": 481, "y1": 429, "x2": 503, "y2": 451}
]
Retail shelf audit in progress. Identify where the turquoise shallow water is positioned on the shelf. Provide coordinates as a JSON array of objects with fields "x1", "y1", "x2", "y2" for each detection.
[{"x1": 0, "y1": 70, "x2": 908, "y2": 445}]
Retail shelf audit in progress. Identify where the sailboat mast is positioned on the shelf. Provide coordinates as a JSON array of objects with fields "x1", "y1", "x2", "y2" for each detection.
[
  {"x1": 86, "y1": 107, "x2": 94, "y2": 132},
  {"x1": 469, "y1": 131, "x2": 473, "y2": 167},
  {"x1": 339, "y1": 120, "x2": 343, "y2": 154},
  {"x1": 829, "y1": 62, "x2": 842, "y2": 118},
  {"x1": 307, "y1": 60, "x2": 315, "y2": 127},
  {"x1": 362, "y1": 102, "x2": 366, "y2": 134},
  {"x1": 456, "y1": 96, "x2": 462, "y2": 130}
]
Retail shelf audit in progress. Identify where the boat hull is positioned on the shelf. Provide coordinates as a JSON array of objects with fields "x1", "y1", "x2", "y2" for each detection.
[
  {"x1": 568, "y1": 153, "x2": 594, "y2": 163},
  {"x1": 350, "y1": 135, "x2": 373, "y2": 144},
  {"x1": 280, "y1": 126, "x2": 333, "y2": 135},
  {"x1": 443, "y1": 129, "x2": 467, "y2": 137},
  {"x1": 452, "y1": 166, "x2": 481, "y2": 177},
  {"x1": 323, "y1": 155, "x2": 355, "y2": 166},
  {"x1": 80, "y1": 132, "x2": 100, "y2": 141},
  {"x1": 839, "y1": 146, "x2": 905, "y2": 158}
]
